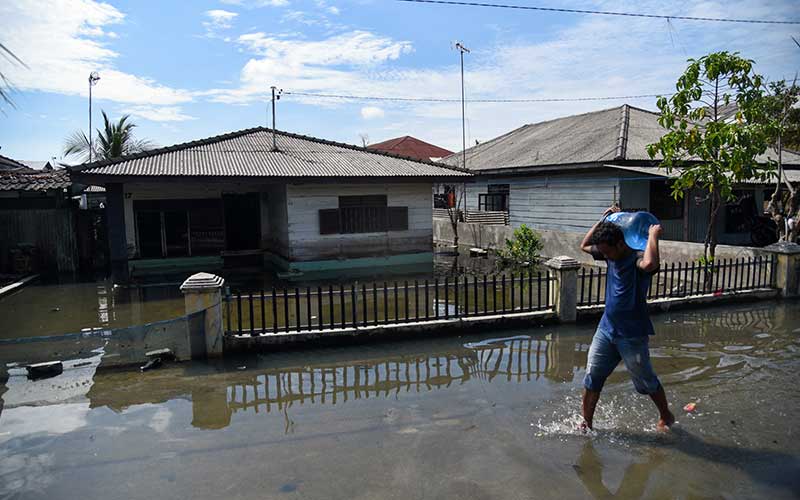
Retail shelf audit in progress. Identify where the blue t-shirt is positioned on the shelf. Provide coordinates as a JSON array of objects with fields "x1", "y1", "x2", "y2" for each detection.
[{"x1": 591, "y1": 247, "x2": 655, "y2": 337}]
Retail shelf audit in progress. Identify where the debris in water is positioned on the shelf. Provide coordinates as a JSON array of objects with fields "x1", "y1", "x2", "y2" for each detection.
[
  {"x1": 27, "y1": 361, "x2": 63, "y2": 380},
  {"x1": 146, "y1": 348, "x2": 175, "y2": 361},
  {"x1": 140, "y1": 358, "x2": 162, "y2": 372},
  {"x1": 237, "y1": 366, "x2": 247, "y2": 370},
  {"x1": 683, "y1": 402, "x2": 697, "y2": 412},
  {"x1": 50, "y1": 307, "x2": 61, "y2": 312}
]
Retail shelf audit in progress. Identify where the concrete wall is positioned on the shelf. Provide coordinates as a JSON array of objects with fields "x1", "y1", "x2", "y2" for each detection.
[
  {"x1": 285, "y1": 182, "x2": 432, "y2": 262},
  {"x1": 433, "y1": 219, "x2": 771, "y2": 265}
]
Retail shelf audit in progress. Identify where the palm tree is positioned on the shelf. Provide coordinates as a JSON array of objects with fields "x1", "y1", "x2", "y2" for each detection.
[
  {"x1": 64, "y1": 111, "x2": 154, "y2": 163},
  {"x1": 1, "y1": 43, "x2": 27, "y2": 110}
]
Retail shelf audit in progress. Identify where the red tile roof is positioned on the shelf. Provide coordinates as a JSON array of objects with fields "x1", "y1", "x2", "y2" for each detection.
[{"x1": 368, "y1": 136, "x2": 454, "y2": 162}]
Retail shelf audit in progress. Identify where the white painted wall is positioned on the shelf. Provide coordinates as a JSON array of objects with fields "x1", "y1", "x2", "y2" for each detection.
[{"x1": 286, "y1": 182, "x2": 433, "y2": 261}]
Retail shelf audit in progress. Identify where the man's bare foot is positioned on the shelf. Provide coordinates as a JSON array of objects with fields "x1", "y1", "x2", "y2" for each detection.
[
  {"x1": 656, "y1": 412, "x2": 675, "y2": 432},
  {"x1": 579, "y1": 419, "x2": 592, "y2": 434}
]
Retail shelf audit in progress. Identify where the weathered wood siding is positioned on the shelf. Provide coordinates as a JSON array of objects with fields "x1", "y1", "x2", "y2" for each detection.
[
  {"x1": 263, "y1": 184, "x2": 289, "y2": 258},
  {"x1": 121, "y1": 181, "x2": 279, "y2": 256},
  {"x1": 468, "y1": 173, "x2": 620, "y2": 233},
  {"x1": 286, "y1": 183, "x2": 432, "y2": 261},
  {"x1": 0, "y1": 209, "x2": 78, "y2": 273}
]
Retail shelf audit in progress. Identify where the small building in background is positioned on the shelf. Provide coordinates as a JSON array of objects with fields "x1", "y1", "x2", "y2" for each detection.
[
  {"x1": 367, "y1": 136, "x2": 453, "y2": 162},
  {"x1": 71, "y1": 127, "x2": 470, "y2": 282}
]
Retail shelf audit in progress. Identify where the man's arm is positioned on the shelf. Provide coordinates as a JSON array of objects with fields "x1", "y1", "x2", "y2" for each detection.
[
  {"x1": 580, "y1": 205, "x2": 619, "y2": 254},
  {"x1": 638, "y1": 224, "x2": 662, "y2": 273}
]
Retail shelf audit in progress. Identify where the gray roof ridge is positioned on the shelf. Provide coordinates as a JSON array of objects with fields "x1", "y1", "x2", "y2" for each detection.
[
  {"x1": 615, "y1": 104, "x2": 631, "y2": 160},
  {"x1": 71, "y1": 126, "x2": 471, "y2": 175},
  {"x1": 625, "y1": 104, "x2": 661, "y2": 117}
]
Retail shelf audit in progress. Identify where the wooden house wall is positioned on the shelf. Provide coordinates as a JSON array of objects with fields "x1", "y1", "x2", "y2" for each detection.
[{"x1": 0, "y1": 208, "x2": 78, "y2": 274}]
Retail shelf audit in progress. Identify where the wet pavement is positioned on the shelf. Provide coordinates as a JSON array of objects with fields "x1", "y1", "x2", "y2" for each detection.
[{"x1": 1, "y1": 301, "x2": 798, "y2": 499}]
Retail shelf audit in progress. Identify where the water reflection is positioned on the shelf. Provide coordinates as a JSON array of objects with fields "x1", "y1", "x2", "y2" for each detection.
[
  {"x1": 75, "y1": 331, "x2": 586, "y2": 431},
  {"x1": 574, "y1": 441, "x2": 665, "y2": 499},
  {"x1": 0, "y1": 301, "x2": 798, "y2": 499}
]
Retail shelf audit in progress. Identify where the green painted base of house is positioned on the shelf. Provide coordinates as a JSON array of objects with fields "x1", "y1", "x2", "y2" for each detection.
[
  {"x1": 128, "y1": 256, "x2": 224, "y2": 276},
  {"x1": 126, "y1": 252, "x2": 434, "y2": 279},
  {"x1": 290, "y1": 252, "x2": 434, "y2": 272},
  {"x1": 264, "y1": 251, "x2": 434, "y2": 280}
]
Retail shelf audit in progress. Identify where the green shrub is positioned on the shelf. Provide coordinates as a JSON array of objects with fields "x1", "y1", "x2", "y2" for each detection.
[{"x1": 498, "y1": 224, "x2": 543, "y2": 267}]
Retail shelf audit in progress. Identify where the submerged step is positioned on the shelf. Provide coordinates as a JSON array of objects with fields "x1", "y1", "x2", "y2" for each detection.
[{"x1": 26, "y1": 361, "x2": 63, "y2": 380}]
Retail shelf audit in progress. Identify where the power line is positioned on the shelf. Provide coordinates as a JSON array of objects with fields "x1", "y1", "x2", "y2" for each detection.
[
  {"x1": 283, "y1": 91, "x2": 669, "y2": 103},
  {"x1": 396, "y1": 0, "x2": 800, "y2": 25}
]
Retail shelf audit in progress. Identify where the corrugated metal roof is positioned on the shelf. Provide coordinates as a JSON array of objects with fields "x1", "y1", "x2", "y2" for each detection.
[
  {"x1": 443, "y1": 104, "x2": 800, "y2": 172},
  {"x1": 0, "y1": 169, "x2": 71, "y2": 192},
  {"x1": 604, "y1": 164, "x2": 800, "y2": 185},
  {"x1": 74, "y1": 128, "x2": 470, "y2": 179},
  {"x1": 0, "y1": 154, "x2": 35, "y2": 172}
]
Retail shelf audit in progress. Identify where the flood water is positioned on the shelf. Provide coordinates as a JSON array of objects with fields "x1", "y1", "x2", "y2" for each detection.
[
  {"x1": 1, "y1": 301, "x2": 798, "y2": 499},
  {"x1": 0, "y1": 252, "x2": 516, "y2": 339}
]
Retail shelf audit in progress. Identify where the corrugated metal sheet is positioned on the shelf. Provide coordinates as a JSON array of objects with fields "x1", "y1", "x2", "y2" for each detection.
[
  {"x1": 605, "y1": 164, "x2": 800, "y2": 185},
  {"x1": 76, "y1": 128, "x2": 470, "y2": 179},
  {"x1": 442, "y1": 104, "x2": 800, "y2": 172},
  {"x1": 0, "y1": 209, "x2": 78, "y2": 273}
]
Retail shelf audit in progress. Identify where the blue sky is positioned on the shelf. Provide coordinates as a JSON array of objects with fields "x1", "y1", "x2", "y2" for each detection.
[{"x1": 1, "y1": 0, "x2": 798, "y2": 163}]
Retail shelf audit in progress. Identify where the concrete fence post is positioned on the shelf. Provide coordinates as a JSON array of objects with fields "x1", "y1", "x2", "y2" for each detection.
[
  {"x1": 545, "y1": 256, "x2": 581, "y2": 322},
  {"x1": 180, "y1": 272, "x2": 225, "y2": 358},
  {"x1": 763, "y1": 242, "x2": 800, "y2": 298}
]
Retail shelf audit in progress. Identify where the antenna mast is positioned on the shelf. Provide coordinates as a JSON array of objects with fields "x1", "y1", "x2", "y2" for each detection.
[
  {"x1": 454, "y1": 42, "x2": 470, "y2": 170},
  {"x1": 270, "y1": 86, "x2": 282, "y2": 151}
]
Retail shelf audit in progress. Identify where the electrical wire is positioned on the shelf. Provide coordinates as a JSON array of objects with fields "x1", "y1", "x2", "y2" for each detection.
[
  {"x1": 284, "y1": 91, "x2": 670, "y2": 103},
  {"x1": 395, "y1": 0, "x2": 800, "y2": 25}
]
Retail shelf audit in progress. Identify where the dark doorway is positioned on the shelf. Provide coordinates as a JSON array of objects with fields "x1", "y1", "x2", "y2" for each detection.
[
  {"x1": 164, "y1": 210, "x2": 189, "y2": 257},
  {"x1": 223, "y1": 193, "x2": 261, "y2": 251},
  {"x1": 137, "y1": 211, "x2": 162, "y2": 258}
]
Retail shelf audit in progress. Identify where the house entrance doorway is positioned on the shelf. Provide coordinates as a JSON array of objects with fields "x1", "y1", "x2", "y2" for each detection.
[{"x1": 223, "y1": 193, "x2": 261, "y2": 251}]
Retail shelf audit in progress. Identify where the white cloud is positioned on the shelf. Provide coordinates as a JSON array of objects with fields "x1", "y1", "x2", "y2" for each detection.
[
  {"x1": 204, "y1": 9, "x2": 238, "y2": 31},
  {"x1": 360, "y1": 106, "x2": 384, "y2": 120},
  {"x1": 202, "y1": 9, "x2": 239, "y2": 39},
  {"x1": 0, "y1": 0, "x2": 193, "y2": 110},
  {"x1": 205, "y1": 30, "x2": 413, "y2": 104},
  {"x1": 220, "y1": 0, "x2": 289, "y2": 6},
  {"x1": 207, "y1": 0, "x2": 798, "y2": 152},
  {"x1": 124, "y1": 105, "x2": 196, "y2": 122}
]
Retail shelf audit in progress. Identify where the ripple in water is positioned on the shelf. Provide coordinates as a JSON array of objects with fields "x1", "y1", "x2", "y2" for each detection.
[{"x1": 531, "y1": 392, "x2": 670, "y2": 444}]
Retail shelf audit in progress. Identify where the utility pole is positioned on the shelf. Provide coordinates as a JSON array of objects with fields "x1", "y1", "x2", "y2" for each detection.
[
  {"x1": 455, "y1": 42, "x2": 470, "y2": 170},
  {"x1": 270, "y1": 86, "x2": 282, "y2": 151},
  {"x1": 88, "y1": 71, "x2": 100, "y2": 162}
]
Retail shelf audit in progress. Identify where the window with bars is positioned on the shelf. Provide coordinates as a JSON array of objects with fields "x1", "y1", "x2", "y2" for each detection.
[
  {"x1": 478, "y1": 184, "x2": 509, "y2": 212},
  {"x1": 319, "y1": 195, "x2": 408, "y2": 235}
]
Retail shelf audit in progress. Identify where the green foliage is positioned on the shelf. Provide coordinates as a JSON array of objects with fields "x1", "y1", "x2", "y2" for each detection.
[
  {"x1": 497, "y1": 224, "x2": 543, "y2": 267},
  {"x1": 761, "y1": 80, "x2": 800, "y2": 151},
  {"x1": 64, "y1": 111, "x2": 154, "y2": 163},
  {"x1": 647, "y1": 52, "x2": 772, "y2": 258},
  {"x1": 696, "y1": 255, "x2": 714, "y2": 267}
]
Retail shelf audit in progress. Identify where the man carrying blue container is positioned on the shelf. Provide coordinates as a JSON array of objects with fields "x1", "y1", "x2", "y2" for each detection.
[{"x1": 579, "y1": 206, "x2": 675, "y2": 432}]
